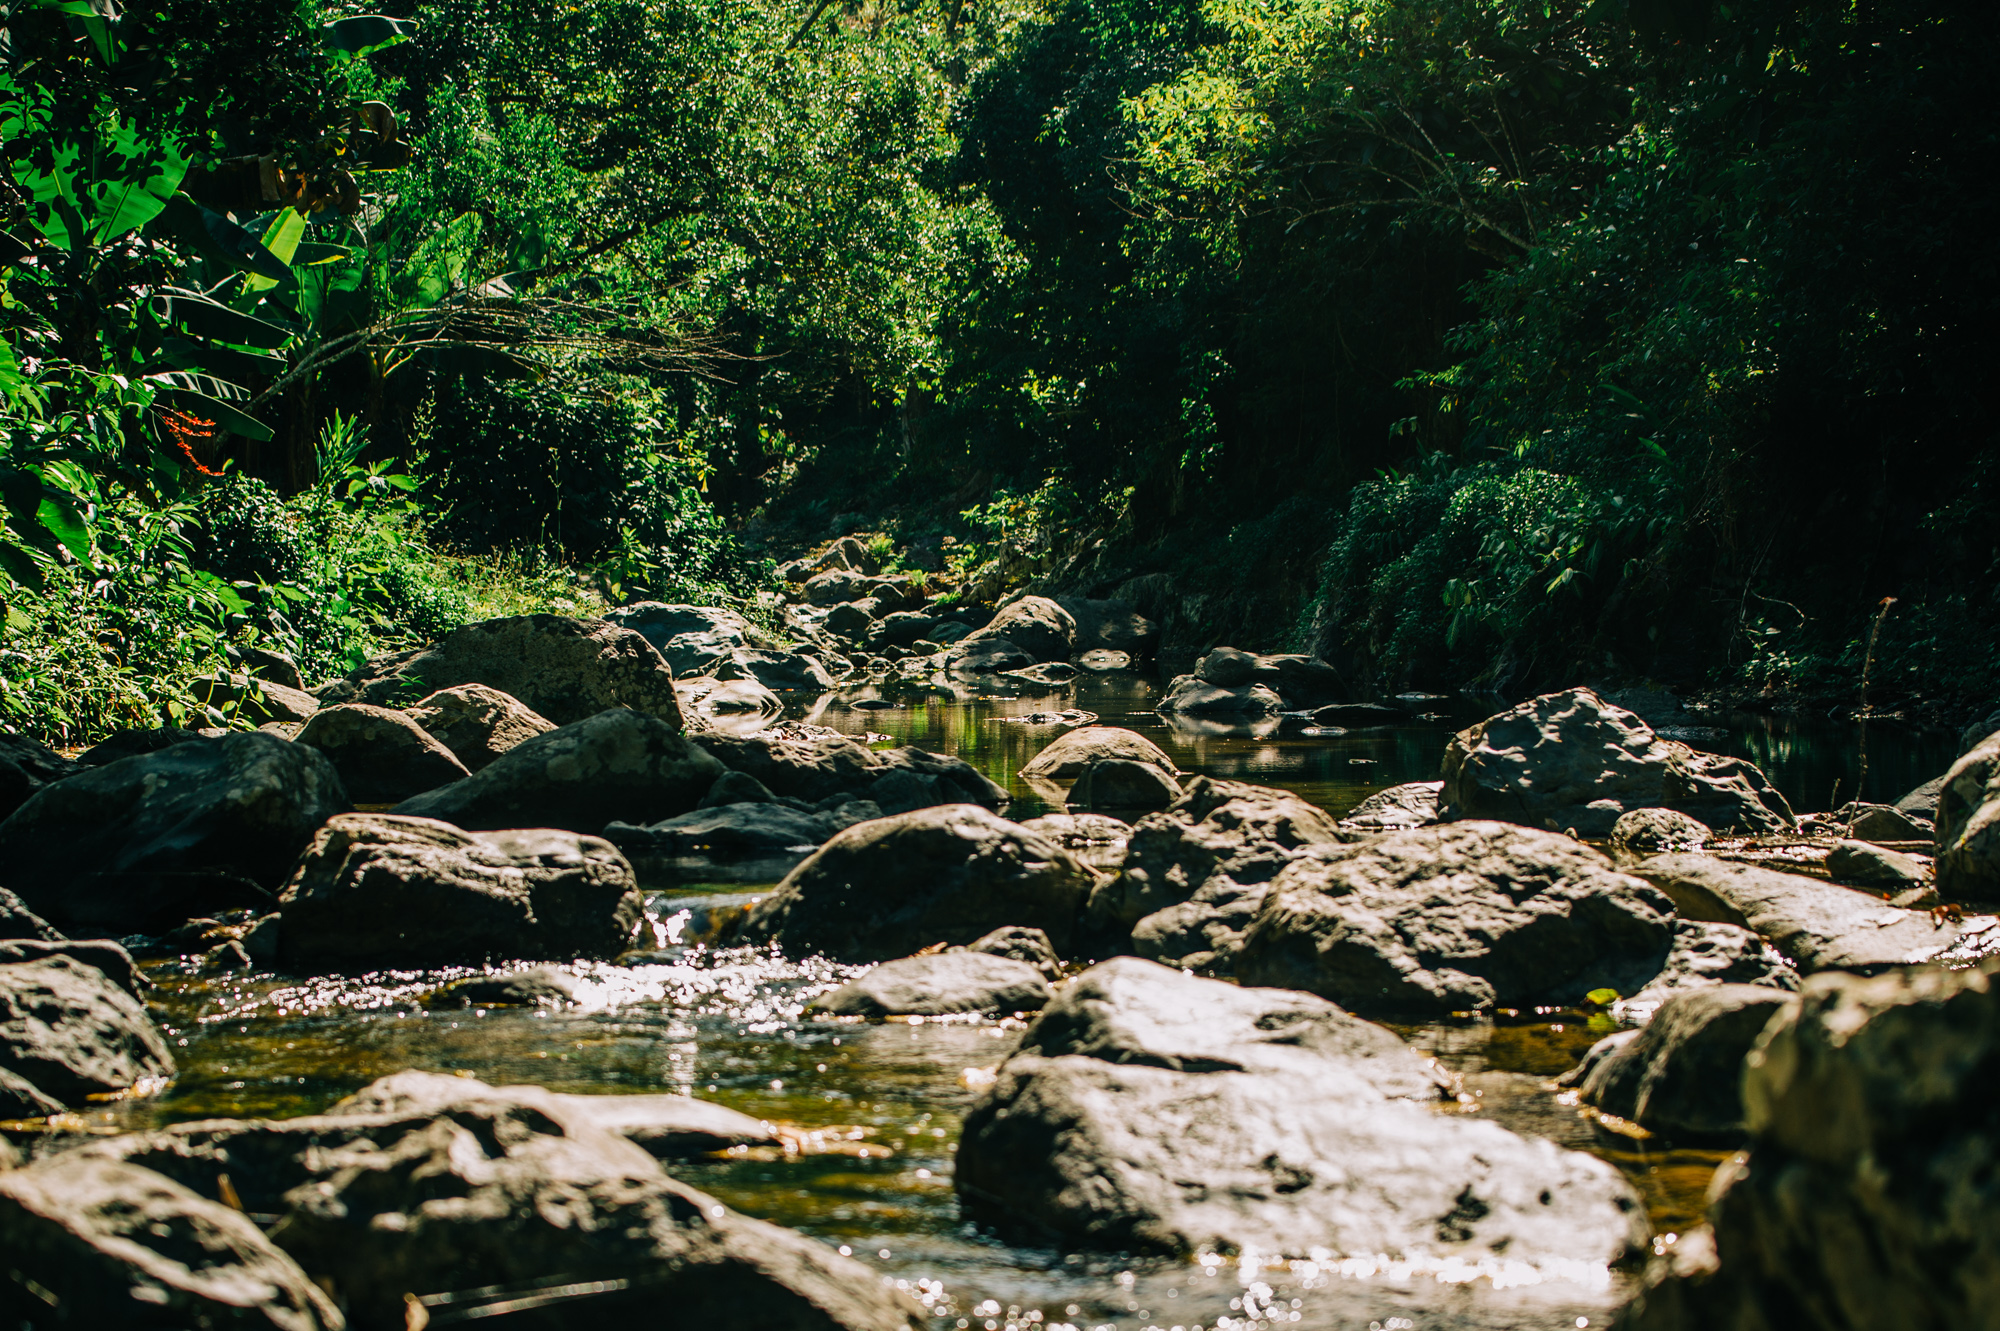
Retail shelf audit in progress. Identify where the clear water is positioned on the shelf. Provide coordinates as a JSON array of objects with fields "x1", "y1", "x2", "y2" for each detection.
[{"x1": 22, "y1": 671, "x2": 1959, "y2": 1329}]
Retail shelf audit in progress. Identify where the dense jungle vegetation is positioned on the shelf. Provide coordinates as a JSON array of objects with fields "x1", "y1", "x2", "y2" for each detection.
[{"x1": 1, "y1": 0, "x2": 1993, "y2": 742}]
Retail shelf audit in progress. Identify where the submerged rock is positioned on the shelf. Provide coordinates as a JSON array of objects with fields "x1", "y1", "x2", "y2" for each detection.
[
  {"x1": 391, "y1": 707, "x2": 723, "y2": 834},
  {"x1": 1154, "y1": 675, "x2": 1286, "y2": 716},
  {"x1": 1441, "y1": 688, "x2": 1793, "y2": 837},
  {"x1": 1631, "y1": 852, "x2": 1962, "y2": 974},
  {"x1": 295, "y1": 703, "x2": 470, "y2": 803},
  {"x1": 602, "y1": 800, "x2": 878, "y2": 885},
  {"x1": 0, "y1": 1154, "x2": 340, "y2": 1328},
  {"x1": 278, "y1": 813, "x2": 645, "y2": 968},
  {"x1": 1620, "y1": 959, "x2": 2000, "y2": 1331},
  {"x1": 734, "y1": 804, "x2": 1100, "y2": 962},
  {"x1": 322, "y1": 613, "x2": 685, "y2": 727},
  {"x1": 1564, "y1": 984, "x2": 1798, "y2": 1139},
  {"x1": 0, "y1": 955, "x2": 174, "y2": 1111},
  {"x1": 404, "y1": 683, "x2": 557, "y2": 772},
  {"x1": 0, "y1": 731, "x2": 347, "y2": 933},
  {"x1": 1086, "y1": 776, "x2": 1350, "y2": 973},
  {"x1": 811, "y1": 951, "x2": 1051, "y2": 1017},
  {"x1": 957, "y1": 958, "x2": 1645, "y2": 1265},
  {"x1": 425, "y1": 967, "x2": 579, "y2": 1008},
  {"x1": 1235, "y1": 821, "x2": 1677, "y2": 1015}
]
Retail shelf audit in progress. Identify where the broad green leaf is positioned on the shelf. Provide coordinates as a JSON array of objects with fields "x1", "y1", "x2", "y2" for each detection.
[
  {"x1": 0, "y1": 539, "x2": 46, "y2": 593},
  {"x1": 156, "y1": 386, "x2": 274, "y2": 441},
  {"x1": 0, "y1": 341, "x2": 18, "y2": 397},
  {"x1": 33, "y1": 494, "x2": 91, "y2": 563},
  {"x1": 88, "y1": 122, "x2": 190, "y2": 244},
  {"x1": 292, "y1": 242, "x2": 354, "y2": 267},
  {"x1": 147, "y1": 369, "x2": 252, "y2": 401},
  {"x1": 151, "y1": 195, "x2": 293, "y2": 281},
  {"x1": 242, "y1": 209, "x2": 308, "y2": 294},
  {"x1": 156, "y1": 336, "x2": 285, "y2": 385},
  {"x1": 322, "y1": 15, "x2": 418, "y2": 58},
  {"x1": 152, "y1": 291, "x2": 297, "y2": 349}
]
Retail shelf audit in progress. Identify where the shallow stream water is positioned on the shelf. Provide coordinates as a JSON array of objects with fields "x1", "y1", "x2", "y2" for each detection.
[{"x1": 24, "y1": 673, "x2": 1962, "y2": 1329}]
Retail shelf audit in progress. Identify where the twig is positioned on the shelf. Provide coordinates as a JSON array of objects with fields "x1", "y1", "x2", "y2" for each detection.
[{"x1": 1855, "y1": 596, "x2": 1897, "y2": 804}]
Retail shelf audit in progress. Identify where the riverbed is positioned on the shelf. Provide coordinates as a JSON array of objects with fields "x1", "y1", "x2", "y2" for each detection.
[{"x1": 38, "y1": 673, "x2": 1961, "y2": 1329}]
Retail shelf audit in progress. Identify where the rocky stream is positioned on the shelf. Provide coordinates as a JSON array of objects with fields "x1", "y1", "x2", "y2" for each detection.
[{"x1": 2, "y1": 584, "x2": 1998, "y2": 1330}]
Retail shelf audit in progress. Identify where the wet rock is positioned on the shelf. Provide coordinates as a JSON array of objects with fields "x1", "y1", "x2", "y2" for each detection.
[
  {"x1": 928, "y1": 619, "x2": 973, "y2": 645},
  {"x1": 867, "y1": 610, "x2": 940, "y2": 651},
  {"x1": 700, "y1": 769, "x2": 778, "y2": 807},
  {"x1": 93, "y1": 1083, "x2": 920, "y2": 1329},
  {"x1": 1338, "y1": 780, "x2": 1442, "y2": 832},
  {"x1": 1236, "y1": 821, "x2": 1678, "y2": 1015},
  {"x1": 426, "y1": 967, "x2": 579, "y2": 1008},
  {"x1": 1618, "y1": 959, "x2": 2000, "y2": 1331},
  {"x1": 294, "y1": 703, "x2": 470, "y2": 803},
  {"x1": 0, "y1": 734, "x2": 77, "y2": 822},
  {"x1": 694, "y1": 729, "x2": 1005, "y2": 813},
  {"x1": 1005, "y1": 661, "x2": 1079, "y2": 684},
  {"x1": 0, "y1": 732, "x2": 347, "y2": 933},
  {"x1": 811, "y1": 951, "x2": 1050, "y2": 1017},
  {"x1": 602, "y1": 801, "x2": 876, "y2": 885},
  {"x1": 957, "y1": 957, "x2": 1644, "y2": 1263},
  {"x1": 72, "y1": 725, "x2": 205, "y2": 768},
  {"x1": 1155, "y1": 675, "x2": 1285, "y2": 716},
  {"x1": 1442, "y1": 688, "x2": 1793, "y2": 837},
  {"x1": 327, "y1": 1070, "x2": 781, "y2": 1160},
  {"x1": 1311, "y1": 701, "x2": 1409, "y2": 727},
  {"x1": 1565, "y1": 985, "x2": 1798, "y2": 1139},
  {"x1": 1825, "y1": 838, "x2": 1930, "y2": 889},
  {"x1": 226, "y1": 642, "x2": 306, "y2": 691},
  {"x1": 0, "y1": 956, "x2": 174, "y2": 1109},
  {"x1": 190, "y1": 671, "x2": 321, "y2": 723},
  {"x1": 1069, "y1": 758, "x2": 1182, "y2": 812},
  {"x1": 1248, "y1": 654, "x2": 1346, "y2": 708},
  {"x1": 1610, "y1": 808, "x2": 1712, "y2": 860},
  {"x1": 959, "y1": 595, "x2": 1076, "y2": 663},
  {"x1": 1087, "y1": 776, "x2": 1351, "y2": 973},
  {"x1": 278, "y1": 813, "x2": 645, "y2": 969},
  {"x1": 1017, "y1": 813, "x2": 1131, "y2": 872},
  {"x1": 714, "y1": 648, "x2": 835, "y2": 693},
  {"x1": 696, "y1": 677, "x2": 785, "y2": 717},
  {"x1": 0, "y1": 887, "x2": 60, "y2": 942},
  {"x1": 321, "y1": 614, "x2": 685, "y2": 728},
  {"x1": 391, "y1": 707, "x2": 724, "y2": 834},
  {"x1": 1937, "y1": 730, "x2": 2000, "y2": 899},
  {"x1": 735, "y1": 805, "x2": 1100, "y2": 962},
  {"x1": 1631, "y1": 852, "x2": 1961, "y2": 973},
  {"x1": 945, "y1": 637, "x2": 1035, "y2": 676},
  {"x1": 0, "y1": 1154, "x2": 340, "y2": 1327},
  {"x1": 404, "y1": 683, "x2": 557, "y2": 772},
  {"x1": 1615, "y1": 920, "x2": 1798, "y2": 1022},
  {"x1": 1053, "y1": 597, "x2": 1156, "y2": 658},
  {"x1": 963, "y1": 924, "x2": 1062, "y2": 977},
  {"x1": 1020, "y1": 726, "x2": 1177, "y2": 781},
  {"x1": 1844, "y1": 802, "x2": 1933, "y2": 843},
  {"x1": 1195, "y1": 647, "x2": 1259, "y2": 686}
]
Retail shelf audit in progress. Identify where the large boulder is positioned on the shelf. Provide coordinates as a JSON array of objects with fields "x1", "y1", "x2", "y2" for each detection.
[
  {"x1": 320, "y1": 614, "x2": 685, "y2": 727},
  {"x1": 694, "y1": 729, "x2": 1005, "y2": 814},
  {"x1": 189, "y1": 672, "x2": 320, "y2": 724},
  {"x1": 1338, "y1": 780, "x2": 1442, "y2": 831},
  {"x1": 1937, "y1": 729, "x2": 2000, "y2": 899},
  {"x1": 1610, "y1": 807, "x2": 1712, "y2": 860},
  {"x1": 0, "y1": 886, "x2": 60, "y2": 941},
  {"x1": 0, "y1": 733, "x2": 76, "y2": 822},
  {"x1": 1068, "y1": 758, "x2": 1182, "y2": 812},
  {"x1": 277, "y1": 813, "x2": 645, "y2": 969},
  {"x1": 734, "y1": 805, "x2": 1100, "y2": 962},
  {"x1": 84, "y1": 1081, "x2": 922, "y2": 1330},
  {"x1": 1615, "y1": 919, "x2": 1799, "y2": 1022},
  {"x1": 958, "y1": 595, "x2": 1076, "y2": 663},
  {"x1": 810, "y1": 951, "x2": 1051, "y2": 1017},
  {"x1": 944, "y1": 637, "x2": 1035, "y2": 676},
  {"x1": 0, "y1": 1154, "x2": 340, "y2": 1327},
  {"x1": 603, "y1": 602, "x2": 753, "y2": 658},
  {"x1": 1235, "y1": 821, "x2": 1678, "y2": 1015},
  {"x1": 957, "y1": 957, "x2": 1646, "y2": 1265},
  {"x1": 0, "y1": 938, "x2": 148, "y2": 1001},
  {"x1": 0, "y1": 732, "x2": 347, "y2": 933},
  {"x1": 294, "y1": 703, "x2": 469, "y2": 803},
  {"x1": 1019, "y1": 725, "x2": 1177, "y2": 781},
  {"x1": 713, "y1": 648, "x2": 835, "y2": 693},
  {"x1": 1441, "y1": 688, "x2": 1793, "y2": 837},
  {"x1": 1154, "y1": 675, "x2": 1285, "y2": 716},
  {"x1": 1631, "y1": 852, "x2": 1963, "y2": 974},
  {"x1": 803, "y1": 570, "x2": 911, "y2": 609},
  {"x1": 73, "y1": 725, "x2": 206, "y2": 768},
  {"x1": 1052, "y1": 596, "x2": 1156, "y2": 657},
  {"x1": 1563, "y1": 984, "x2": 1798, "y2": 1139},
  {"x1": 1619, "y1": 959, "x2": 2000, "y2": 1331},
  {"x1": 0, "y1": 955, "x2": 175, "y2": 1112},
  {"x1": 1085, "y1": 776, "x2": 1353, "y2": 972},
  {"x1": 404, "y1": 684, "x2": 556, "y2": 772},
  {"x1": 390, "y1": 708, "x2": 723, "y2": 834}
]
